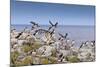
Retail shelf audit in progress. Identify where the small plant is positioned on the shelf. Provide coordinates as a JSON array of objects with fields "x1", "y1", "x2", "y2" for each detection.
[
  {"x1": 49, "y1": 57, "x2": 57, "y2": 64},
  {"x1": 51, "y1": 49, "x2": 57, "y2": 57},
  {"x1": 40, "y1": 58, "x2": 49, "y2": 64},
  {"x1": 66, "y1": 56, "x2": 80, "y2": 63},
  {"x1": 21, "y1": 56, "x2": 33, "y2": 66},
  {"x1": 12, "y1": 56, "x2": 33, "y2": 66},
  {"x1": 22, "y1": 45, "x2": 33, "y2": 53},
  {"x1": 10, "y1": 51, "x2": 19, "y2": 64},
  {"x1": 32, "y1": 41, "x2": 42, "y2": 51},
  {"x1": 14, "y1": 61, "x2": 23, "y2": 66}
]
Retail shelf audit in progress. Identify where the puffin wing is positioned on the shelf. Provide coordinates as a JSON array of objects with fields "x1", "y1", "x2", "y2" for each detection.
[
  {"x1": 59, "y1": 33, "x2": 64, "y2": 38},
  {"x1": 65, "y1": 33, "x2": 68, "y2": 38},
  {"x1": 49, "y1": 20, "x2": 53, "y2": 26},
  {"x1": 30, "y1": 21, "x2": 36, "y2": 25},
  {"x1": 55, "y1": 22, "x2": 58, "y2": 27}
]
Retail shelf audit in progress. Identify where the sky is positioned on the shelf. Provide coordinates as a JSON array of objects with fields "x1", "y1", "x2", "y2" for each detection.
[{"x1": 11, "y1": 0, "x2": 95, "y2": 25}]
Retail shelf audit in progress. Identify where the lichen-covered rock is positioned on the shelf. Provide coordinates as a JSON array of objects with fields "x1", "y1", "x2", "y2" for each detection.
[{"x1": 37, "y1": 45, "x2": 55, "y2": 57}]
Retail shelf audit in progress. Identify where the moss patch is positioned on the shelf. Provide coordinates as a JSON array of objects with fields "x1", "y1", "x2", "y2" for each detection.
[
  {"x1": 51, "y1": 49, "x2": 57, "y2": 57},
  {"x1": 32, "y1": 41, "x2": 42, "y2": 51},
  {"x1": 49, "y1": 57, "x2": 57, "y2": 64},
  {"x1": 11, "y1": 51, "x2": 19, "y2": 64},
  {"x1": 40, "y1": 58, "x2": 49, "y2": 64},
  {"x1": 22, "y1": 45, "x2": 33, "y2": 53},
  {"x1": 21, "y1": 56, "x2": 33, "y2": 66},
  {"x1": 66, "y1": 56, "x2": 80, "y2": 63}
]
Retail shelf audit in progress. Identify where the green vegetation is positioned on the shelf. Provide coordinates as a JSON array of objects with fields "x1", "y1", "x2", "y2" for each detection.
[
  {"x1": 40, "y1": 58, "x2": 49, "y2": 64},
  {"x1": 10, "y1": 64, "x2": 20, "y2": 67},
  {"x1": 13, "y1": 56, "x2": 33, "y2": 66},
  {"x1": 14, "y1": 61, "x2": 23, "y2": 66},
  {"x1": 66, "y1": 56, "x2": 80, "y2": 63},
  {"x1": 48, "y1": 57, "x2": 57, "y2": 64},
  {"x1": 11, "y1": 40, "x2": 42, "y2": 66},
  {"x1": 32, "y1": 41, "x2": 42, "y2": 51},
  {"x1": 21, "y1": 56, "x2": 33, "y2": 66},
  {"x1": 11, "y1": 51, "x2": 19, "y2": 64},
  {"x1": 22, "y1": 45, "x2": 33, "y2": 53},
  {"x1": 22, "y1": 40, "x2": 42, "y2": 53},
  {"x1": 51, "y1": 49, "x2": 57, "y2": 57}
]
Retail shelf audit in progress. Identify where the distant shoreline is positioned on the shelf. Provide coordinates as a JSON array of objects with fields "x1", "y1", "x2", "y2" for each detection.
[{"x1": 11, "y1": 24, "x2": 95, "y2": 27}]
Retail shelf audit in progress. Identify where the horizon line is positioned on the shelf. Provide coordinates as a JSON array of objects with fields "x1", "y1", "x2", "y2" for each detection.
[{"x1": 11, "y1": 24, "x2": 95, "y2": 26}]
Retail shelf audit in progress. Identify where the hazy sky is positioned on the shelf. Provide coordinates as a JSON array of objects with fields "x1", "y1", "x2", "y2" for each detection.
[{"x1": 11, "y1": 0, "x2": 95, "y2": 25}]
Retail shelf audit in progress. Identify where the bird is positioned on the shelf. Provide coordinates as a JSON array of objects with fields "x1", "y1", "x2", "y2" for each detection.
[
  {"x1": 15, "y1": 26, "x2": 29, "y2": 39},
  {"x1": 71, "y1": 40, "x2": 75, "y2": 47},
  {"x1": 49, "y1": 29, "x2": 55, "y2": 36},
  {"x1": 33, "y1": 29, "x2": 47, "y2": 35},
  {"x1": 33, "y1": 28, "x2": 54, "y2": 35},
  {"x1": 33, "y1": 29, "x2": 39, "y2": 36},
  {"x1": 59, "y1": 33, "x2": 68, "y2": 39},
  {"x1": 15, "y1": 31, "x2": 23, "y2": 39},
  {"x1": 65, "y1": 33, "x2": 68, "y2": 38},
  {"x1": 91, "y1": 40, "x2": 95, "y2": 45},
  {"x1": 79, "y1": 42, "x2": 85, "y2": 49},
  {"x1": 48, "y1": 20, "x2": 58, "y2": 30},
  {"x1": 11, "y1": 28, "x2": 16, "y2": 33},
  {"x1": 30, "y1": 21, "x2": 40, "y2": 30},
  {"x1": 59, "y1": 53, "x2": 63, "y2": 58},
  {"x1": 30, "y1": 21, "x2": 39, "y2": 27},
  {"x1": 23, "y1": 27, "x2": 30, "y2": 33},
  {"x1": 85, "y1": 41, "x2": 89, "y2": 45}
]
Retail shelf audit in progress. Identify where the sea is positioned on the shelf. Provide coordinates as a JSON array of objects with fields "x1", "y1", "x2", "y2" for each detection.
[{"x1": 11, "y1": 25, "x2": 95, "y2": 46}]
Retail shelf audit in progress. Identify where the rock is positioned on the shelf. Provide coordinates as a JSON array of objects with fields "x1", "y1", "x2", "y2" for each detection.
[
  {"x1": 11, "y1": 38, "x2": 18, "y2": 46},
  {"x1": 37, "y1": 45, "x2": 55, "y2": 57},
  {"x1": 33, "y1": 57, "x2": 40, "y2": 64},
  {"x1": 32, "y1": 51, "x2": 36, "y2": 57},
  {"x1": 59, "y1": 50, "x2": 73, "y2": 57}
]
